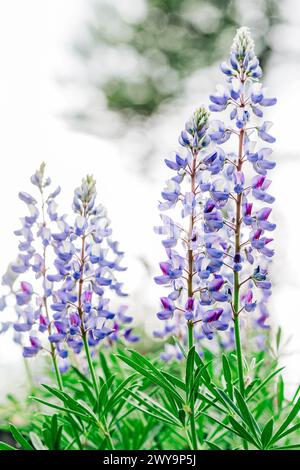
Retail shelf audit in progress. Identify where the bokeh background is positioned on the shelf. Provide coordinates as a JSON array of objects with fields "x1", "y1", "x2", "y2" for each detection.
[{"x1": 0, "y1": 0, "x2": 299, "y2": 400}]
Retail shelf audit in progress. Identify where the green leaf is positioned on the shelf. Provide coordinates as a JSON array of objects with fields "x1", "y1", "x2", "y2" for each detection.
[
  {"x1": 50, "y1": 415, "x2": 63, "y2": 450},
  {"x1": 117, "y1": 352, "x2": 183, "y2": 404},
  {"x1": 29, "y1": 432, "x2": 47, "y2": 450},
  {"x1": 9, "y1": 424, "x2": 34, "y2": 450},
  {"x1": 99, "y1": 352, "x2": 112, "y2": 380},
  {"x1": 277, "y1": 375, "x2": 284, "y2": 413},
  {"x1": 103, "y1": 374, "x2": 137, "y2": 415},
  {"x1": 42, "y1": 384, "x2": 98, "y2": 421},
  {"x1": 228, "y1": 416, "x2": 260, "y2": 448},
  {"x1": 31, "y1": 397, "x2": 92, "y2": 423},
  {"x1": 185, "y1": 346, "x2": 195, "y2": 398},
  {"x1": 234, "y1": 388, "x2": 260, "y2": 438},
  {"x1": 79, "y1": 380, "x2": 96, "y2": 406},
  {"x1": 206, "y1": 414, "x2": 255, "y2": 445},
  {"x1": 272, "y1": 444, "x2": 300, "y2": 450},
  {"x1": 206, "y1": 441, "x2": 222, "y2": 450},
  {"x1": 276, "y1": 327, "x2": 282, "y2": 351},
  {"x1": 178, "y1": 409, "x2": 185, "y2": 426},
  {"x1": 163, "y1": 372, "x2": 185, "y2": 391},
  {"x1": 195, "y1": 392, "x2": 227, "y2": 415},
  {"x1": 272, "y1": 422, "x2": 300, "y2": 442},
  {"x1": 0, "y1": 441, "x2": 17, "y2": 450},
  {"x1": 209, "y1": 386, "x2": 240, "y2": 417},
  {"x1": 261, "y1": 418, "x2": 274, "y2": 449},
  {"x1": 126, "y1": 388, "x2": 181, "y2": 426},
  {"x1": 194, "y1": 354, "x2": 211, "y2": 384},
  {"x1": 270, "y1": 397, "x2": 300, "y2": 444},
  {"x1": 245, "y1": 378, "x2": 260, "y2": 397},
  {"x1": 292, "y1": 384, "x2": 300, "y2": 403},
  {"x1": 247, "y1": 367, "x2": 284, "y2": 401},
  {"x1": 222, "y1": 354, "x2": 233, "y2": 399}
]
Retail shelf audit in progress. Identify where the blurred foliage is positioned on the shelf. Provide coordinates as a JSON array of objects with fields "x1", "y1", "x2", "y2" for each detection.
[{"x1": 68, "y1": 0, "x2": 280, "y2": 133}]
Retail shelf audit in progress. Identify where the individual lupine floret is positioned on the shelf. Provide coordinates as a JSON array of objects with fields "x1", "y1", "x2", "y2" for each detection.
[{"x1": 154, "y1": 107, "x2": 229, "y2": 350}]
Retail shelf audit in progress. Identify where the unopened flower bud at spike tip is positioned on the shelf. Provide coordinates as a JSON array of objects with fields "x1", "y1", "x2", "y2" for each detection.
[{"x1": 231, "y1": 26, "x2": 255, "y2": 61}]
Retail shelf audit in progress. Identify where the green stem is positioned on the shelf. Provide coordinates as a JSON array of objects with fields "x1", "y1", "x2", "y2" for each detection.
[
  {"x1": 233, "y1": 274, "x2": 245, "y2": 397},
  {"x1": 82, "y1": 331, "x2": 99, "y2": 396},
  {"x1": 51, "y1": 348, "x2": 63, "y2": 391},
  {"x1": 233, "y1": 126, "x2": 246, "y2": 398},
  {"x1": 187, "y1": 321, "x2": 197, "y2": 450}
]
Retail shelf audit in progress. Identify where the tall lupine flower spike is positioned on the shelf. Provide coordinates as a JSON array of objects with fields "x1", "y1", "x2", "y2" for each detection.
[
  {"x1": 47, "y1": 175, "x2": 136, "y2": 392},
  {"x1": 1, "y1": 168, "x2": 136, "y2": 390},
  {"x1": 207, "y1": 26, "x2": 276, "y2": 395},
  {"x1": 6, "y1": 163, "x2": 65, "y2": 388},
  {"x1": 154, "y1": 107, "x2": 229, "y2": 359}
]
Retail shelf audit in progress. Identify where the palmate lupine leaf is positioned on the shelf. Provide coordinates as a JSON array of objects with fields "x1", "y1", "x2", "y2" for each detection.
[
  {"x1": 206, "y1": 414, "x2": 259, "y2": 448},
  {"x1": 41, "y1": 384, "x2": 98, "y2": 422},
  {"x1": 32, "y1": 397, "x2": 92, "y2": 424},
  {"x1": 103, "y1": 374, "x2": 138, "y2": 416},
  {"x1": 117, "y1": 351, "x2": 184, "y2": 405},
  {"x1": 125, "y1": 389, "x2": 181, "y2": 427},
  {"x1": 227, "y1": 416, "x2": 261, "y2": 448}
]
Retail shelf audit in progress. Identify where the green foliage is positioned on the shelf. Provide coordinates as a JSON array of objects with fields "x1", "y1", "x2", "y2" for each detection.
[{"x1": 0, "y1": 344, "x2": 299, "y2": 450}]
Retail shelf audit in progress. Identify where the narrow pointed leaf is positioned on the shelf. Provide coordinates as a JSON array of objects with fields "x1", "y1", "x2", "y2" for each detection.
[
  {"x1": 261, "y1": 418, "x2": 274, "y2": 449},
  {"x1": 9, "y1": 424, "x2": 34, "y2": 450}
]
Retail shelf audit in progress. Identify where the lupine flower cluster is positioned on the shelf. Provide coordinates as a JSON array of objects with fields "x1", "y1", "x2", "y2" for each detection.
[
  {"x1": 0, "y1": 164, "x2": 136, "y2": 371},
  {"x1": 154, "y1": 27, "x2": 276, "y2": 358},
  {"x1": 154, "y1": 108, "x2": 230, "y2": 357}
]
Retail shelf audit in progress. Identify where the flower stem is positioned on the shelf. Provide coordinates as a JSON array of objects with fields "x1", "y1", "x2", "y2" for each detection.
[
  {"x1": 233, "y1": 128, "x2": 246, "y2": 397},
  {"x1": 51, "y1": 348, "x2": 64, "y2": 391},
  {"x1": 233, "y1": 276, "x2": 245, "y2": 397},
  {"x1": 82, "y1": 331, "x2": 99, "y2": 396},
  {"x1": 187, "y1": 321, "x2": 197, "y2": 450}
]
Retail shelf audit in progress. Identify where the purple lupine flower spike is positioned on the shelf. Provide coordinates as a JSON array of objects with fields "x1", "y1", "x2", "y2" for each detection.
[
  {"x1": 206, "y1": 26, "x2": 276, "y2": 349},
  {"x1": 1, "y1": 168, "x2": 137, "y2": 373},
  {"x1": 154, "y1": 107, "x2": 229, "y2": 359},
  {"x1": 48, "y1": 174, "x2": 137, "y2": 355}
]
